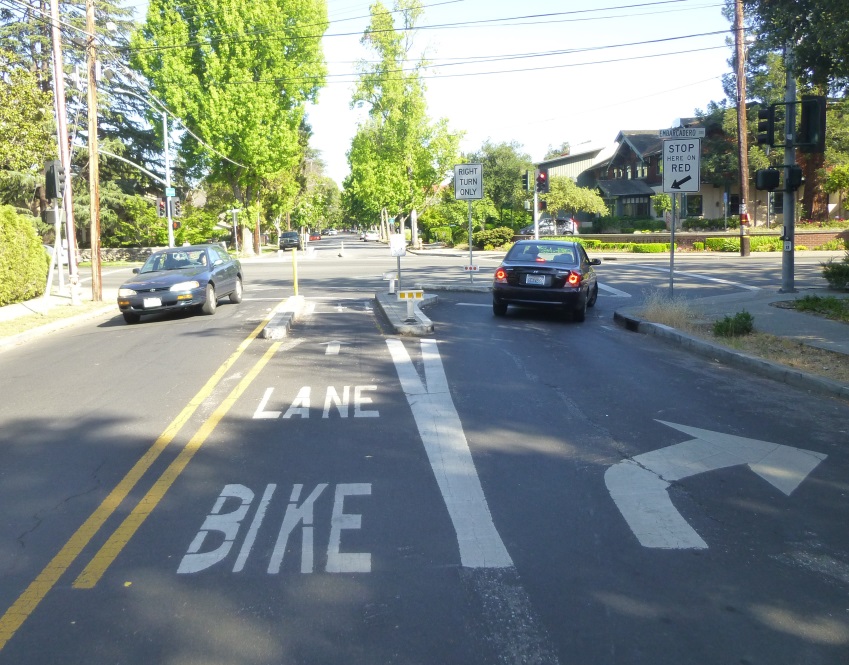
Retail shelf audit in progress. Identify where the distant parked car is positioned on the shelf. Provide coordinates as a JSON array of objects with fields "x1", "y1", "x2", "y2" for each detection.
[
  {"x1": 520, "y1": 218, "x2": 577, "y2": 236},
  {"x1": 309, "y1": 231, "x2": 322, "y2": 241},
  {"x1": 116, "y1": 244, "x2": 242, "y2": 324},
  {"x1": 361, "y1": 230, "x2": 380, "y2": 242},
  {"x1": 279, "y1": 231, "x2": 304, "y2": 250}
]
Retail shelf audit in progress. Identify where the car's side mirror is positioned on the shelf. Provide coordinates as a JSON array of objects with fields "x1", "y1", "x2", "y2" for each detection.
[
  {"x1": 590, "y1": 258, "x2": 602, "y2": 265},
  {"x1": 132, "y1": 267, "x2": 140, "y2": 274},
  {"x1": 213, "y1": 259, "x2": 224, "y2": 267}
]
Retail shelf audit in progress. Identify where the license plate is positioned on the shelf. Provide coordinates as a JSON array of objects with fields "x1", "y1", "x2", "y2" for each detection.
[
  {"x1": 525, "y1": 275, "x2": 546, "y2": 286},
  {"x1": 143, "y1": 297, "x2": 162, "y2": 308}
]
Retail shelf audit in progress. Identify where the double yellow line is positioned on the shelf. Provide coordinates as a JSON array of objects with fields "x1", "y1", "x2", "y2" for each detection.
[{"x1": 0, "y1": 308, "x2": 289, "y2": 650}]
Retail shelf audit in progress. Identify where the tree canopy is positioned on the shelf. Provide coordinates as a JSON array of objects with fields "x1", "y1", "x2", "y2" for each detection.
[
  {"x1": 343, "y1": 0, "x2": 460, "y2": 226},
  {"x1": 131, "y1": 0, "x2": 328, "y2": 208}
]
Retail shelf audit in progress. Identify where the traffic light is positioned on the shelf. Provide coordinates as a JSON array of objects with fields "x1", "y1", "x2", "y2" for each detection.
[
  {"x1": 756, "y1": 105, "x2": 775, "y2": 147},
  {"x1": 44, "y1": 160, "x2": 66, "y2": 201},
  {"x1": 173, "y1": 200, "x2": 182, "y2": 217},
  {"x1": 157, "y1": 197, "x2": 166, "y2": 217},
  {"x1": 787, "y1": 165, "x2": 804, "y2": 190},
  {"x1": 521, "y1": 171, "x2": 530, "y2": 191},
  {"x1": 536, "y1": 169, "x2": 549, "y2": 193},
  {"x1": 755, "y1": 168, "x2": 780, "y2": 191},
  {"x1": 172, "y1": 221, "x2": 181, "y2": 230},
  {"x1": 798, "y1": 95, "x2": 826, "y2": 153}
]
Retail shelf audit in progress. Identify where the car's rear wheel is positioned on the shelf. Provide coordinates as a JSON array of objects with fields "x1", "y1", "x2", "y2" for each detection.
[
  {"x1": 587, "y1": 283, "x2": 599, "y2": 308},
  {"x1": 572, "y1": 297, "x2": 587, "y2": 322},
  {"x1": 493, "y1": 300, "x2": 508, "y2": 316},
  {"x1": 202, "y1": 283, "x2": 217, "y2": 315},
  {"x1": 229, "y1": 277, "x2": 243, "y2": 304},
  {"x1": 122, "y1": 312, "x2": 140, "y2": 324}
]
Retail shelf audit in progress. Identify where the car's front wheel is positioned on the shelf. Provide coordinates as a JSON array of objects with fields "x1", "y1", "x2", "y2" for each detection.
[
  {"x1": 122, "y1": 312, "x2": 140, "y2": 324},
  {"x1": 201, "y1": 283, "x2": 217, "y2": 315},
  {"x1": 229, "y1": 277, "x2": 243, "y2": 304}
]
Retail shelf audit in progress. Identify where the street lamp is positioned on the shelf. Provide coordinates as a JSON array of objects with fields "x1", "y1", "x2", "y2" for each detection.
[{"x1": 113, "y1": 87, "x2": 175, "y2": 247}]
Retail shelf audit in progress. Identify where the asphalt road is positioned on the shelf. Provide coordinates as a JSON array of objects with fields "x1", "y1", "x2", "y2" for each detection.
[{"x1": 1, "y1": 237, "x2": 847, "y2": 664}]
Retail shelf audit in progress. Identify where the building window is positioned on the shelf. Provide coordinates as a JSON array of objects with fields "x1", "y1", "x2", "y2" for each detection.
[
  {"x1": 622, "y1": 196, "x2": 650, "y2": 217},
  {"x1": 685, "y1": 195, "x2": 703, "y2": 217},
  {"x1": 729, "y1": 194, "x2": 740, "y2": 216}
]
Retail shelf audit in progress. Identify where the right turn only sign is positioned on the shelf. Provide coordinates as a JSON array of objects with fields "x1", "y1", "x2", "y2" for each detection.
[{"x1": 662, "y1": 139, "x2": 701, "y2": 193}]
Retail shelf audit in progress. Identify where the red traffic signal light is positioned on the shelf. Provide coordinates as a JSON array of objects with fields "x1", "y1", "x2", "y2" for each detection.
[
  {"x1": 157, "y1": 198, "x2": 166, "y2": 217},
  {"x1": 536, "y1": 169, "x2": 549, "y2": 193}
]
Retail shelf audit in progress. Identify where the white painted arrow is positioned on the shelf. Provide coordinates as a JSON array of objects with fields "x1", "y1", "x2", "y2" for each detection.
[{"x1": 605, "y1": 420, "x2": 827, "y2": 550}]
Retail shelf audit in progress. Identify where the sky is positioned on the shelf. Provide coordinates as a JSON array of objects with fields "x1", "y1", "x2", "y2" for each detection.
[{"x1": 307, "y1": 0, "x2": 735, "y2": 186}]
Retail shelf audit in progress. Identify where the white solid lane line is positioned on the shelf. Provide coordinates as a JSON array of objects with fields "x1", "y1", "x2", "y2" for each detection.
[{"x1": 387, "y1": 338, "x2": 512, "y2": 569}]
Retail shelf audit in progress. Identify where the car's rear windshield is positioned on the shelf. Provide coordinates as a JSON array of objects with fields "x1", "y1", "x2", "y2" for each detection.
[{"x1": 506, "y1": 243, "x2": 576, "y2": 264}]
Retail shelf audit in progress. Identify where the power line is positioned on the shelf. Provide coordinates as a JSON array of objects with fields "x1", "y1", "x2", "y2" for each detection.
[
  {"x1": 222, "y1": 35, "x2": 730, "y2": 87},
  {"x1": 126, "y1": 0, "x2": 710, "y2": 54}
]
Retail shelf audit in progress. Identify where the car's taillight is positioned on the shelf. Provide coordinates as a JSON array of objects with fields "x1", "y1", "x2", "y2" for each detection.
[
  {"x1": 566, "y1": 271, "x2": 581, "y2": 286},
  {"x1": 494, "y1": 267, "x2": 508, "y2": 282}
]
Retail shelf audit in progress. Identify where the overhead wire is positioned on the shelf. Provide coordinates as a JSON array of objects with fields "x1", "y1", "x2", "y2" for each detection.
[{"x1": 125, "y1": 0, "x2": 711, "y2": 54}]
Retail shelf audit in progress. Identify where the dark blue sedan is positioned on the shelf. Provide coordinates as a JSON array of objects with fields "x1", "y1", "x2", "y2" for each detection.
[
  {"x1": 117, "y1": 244, "x2": 243, "y2": 324},
  {"x1": 492, "y1": 240, "x2": 601, "y2": 321}
]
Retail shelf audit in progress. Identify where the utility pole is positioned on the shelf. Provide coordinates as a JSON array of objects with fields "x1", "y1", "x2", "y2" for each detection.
[
  {"x1": 86, "y1": 0, "x2": 102, "y2": 300},
  {"x1": 734, "y1": 0, "x2": 751, "y2": 253},
  {"x1": 49, "y1": 0, "x2": 80, "y2": 304}
]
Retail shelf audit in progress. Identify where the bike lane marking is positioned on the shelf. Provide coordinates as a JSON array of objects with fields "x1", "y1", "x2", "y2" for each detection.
[
  {"x1": 0, "y1": 307, "x2": 285, "y2": 650},
  {"x1": 73, "y1": 338, "x2": 300, "y2": 588},
  {"x1": 386, "y1": 338, "x2": 512, "y2": 568}
]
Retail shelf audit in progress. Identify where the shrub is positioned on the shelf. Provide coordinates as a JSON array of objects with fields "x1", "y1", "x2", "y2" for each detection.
[
  {"x1": 692, "y1": 242, "x2": 705, "y2": 251},
  {"x1": 427, "y1": 226, "x2": 453, "y2": 244},
  {"x1": 632, "y1": 243, "x2": 673, "y2": 253},
  {"x1": 472, "y1": 226, "x2": 514, "y2": 249},
  {"x1": 821, "y1": 253, "x2": 849, "y2": 289},
  {"x1": 751, "y1": 236, "x2": 782, "y2": 252},
  {"x1": 713, "y1": 311, "x2": 754, "y2": 337},
  {"x1": 705, "y1": 237, "x2": 740, "y2": 252},
  {"x1": 0, "y1": 205, "x2": 48, "y2": 306}
]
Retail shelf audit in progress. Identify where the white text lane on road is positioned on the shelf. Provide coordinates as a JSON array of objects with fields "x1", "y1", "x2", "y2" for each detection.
[
  {"x1": 605, "y1": 420, "x2": 827, "y2": 549},
  {"x1": 387, "y1": 338, "x2": 512, "y2": 569}
]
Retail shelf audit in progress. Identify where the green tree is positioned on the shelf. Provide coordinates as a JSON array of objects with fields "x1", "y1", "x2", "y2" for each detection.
[
  {"x1": 824, "y1": 164, "x2": 849, "y2": 219},
  {"x1": 544, "y1": 141, "x2": 571, "y2": 160},
  {"x1": 739, "y1": 0, "x2": 849, "y2": 219},
  {"x1": 131, "y1": 0, "x2": 328, "y2": 244},
  {"x1": 465, "y1": 141, "x2": 533, "y2": 226},
  {"x1": 540, "y1": 177, "x2": 608, "y2": 218},
  {"x1": 0, "y1": 49, "x2": 54, "y2": 215},
  {"x1": 344, "y1": 0, "x2": 460, "y2": 233}
]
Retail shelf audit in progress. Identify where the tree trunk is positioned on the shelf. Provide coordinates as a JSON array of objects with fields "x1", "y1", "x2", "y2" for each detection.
[{"x1": 801, "y1": 152, "x2": 828, "y2": 221}]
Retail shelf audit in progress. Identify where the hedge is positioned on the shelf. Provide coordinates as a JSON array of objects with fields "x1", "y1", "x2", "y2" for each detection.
[{"x1": 0, "y1": 205, "x2": 48, "y2": 306}]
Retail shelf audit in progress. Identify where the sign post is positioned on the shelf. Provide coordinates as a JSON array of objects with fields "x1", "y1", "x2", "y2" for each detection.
[
  {"x1": 662, "y1": 132, "x2": 703, "y2": 296},
  {"x1": 454, "y1": 164, "x2": 483, "y2": 283}
]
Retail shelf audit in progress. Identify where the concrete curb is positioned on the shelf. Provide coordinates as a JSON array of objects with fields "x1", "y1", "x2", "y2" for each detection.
[
  {"x1": 259, "y1": 295, "x2": 306, "y2": 339},
  {"x1": 0, "y1": 304, "x2": 116, "y2": 352},
  {"x1": 612, "y1": 310, "x2": 849, "y2": 402},
  {"x1": 374, "y1": 292, "x2": 437, "y2": 335}
]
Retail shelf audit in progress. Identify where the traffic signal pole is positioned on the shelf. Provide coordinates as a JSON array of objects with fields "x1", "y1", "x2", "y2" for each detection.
[
  {"x1": 780, "y1": 45, "x2": 797, "y2": 293},
  {"x1": 164, "y1": 111, "x2": 174, "y2": 248}
]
